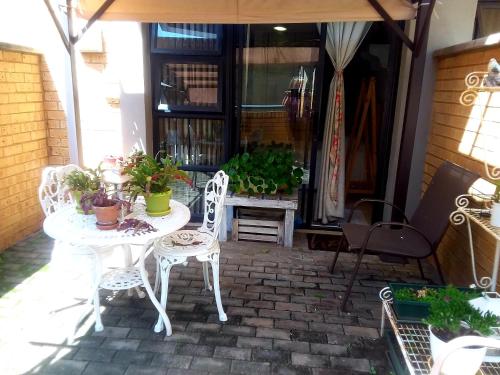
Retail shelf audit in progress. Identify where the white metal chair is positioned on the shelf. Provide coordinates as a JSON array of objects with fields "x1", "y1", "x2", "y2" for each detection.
[{"x1": 152, "y1": 170, "x2": 229, "y2": 333}]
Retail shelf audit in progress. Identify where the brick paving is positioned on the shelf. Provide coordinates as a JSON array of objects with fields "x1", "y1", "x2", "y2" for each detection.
[{"x1": 0, "y1": 231, "x2": 437, "y2": 374}]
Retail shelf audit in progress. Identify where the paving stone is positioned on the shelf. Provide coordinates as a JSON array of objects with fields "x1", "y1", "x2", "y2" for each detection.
[
  {"x1": 166, "y1": 370, "x2": 206, "y2": 375},
  {"x1": 241, "y1": 317, "x2": 274, "y2": 328},
  {"x1": 227, "y1": 306, "x2": 258, "y2": 317},
  {"x1": 256, "y1": 327, "x2": 291, "y2": 340},
  {"x1": 183, "y1": 295, "x2": 214, "y2": 304},
  {"x1": 151, "y1": 354, "x2": 193, "y2": 368},
  {"x1": 310, "y1": 343, "x2": 347, "y2": 356},
  {"x1": 252, "y1": 349, "x2": 290, "y2": 363},
  {"x1": 308, "y1": 322, "x2": 343, "y2": 334},
  {"x1": 186, "y1": 322, "x2": 221, "y2": 333},
  {"x1": 273, "y1": 339, "x2": 310, "y2": 353},
  {"x1": 291, "y1": 312, "x2": 324, "y2": 322},
  {"x1": 127, "y1": 328, "x2": 165, "y2": 341},
  {"x1": 112, "y1": 350, "x2": 154, "y2": 365},
  {"x1": 175, "y1": 343, "x2": 214, "y2": 357},
  {"x1": 330, "y1": 356, "x2": 371, "y2": 372},
  {"x1": 275, "y1": 302, "x2": 307, "y2": 312},
  {"x1": 343, "y1": 325, "x2": 379, "y2": 339},
  {"x1": 224, "y1": 270, "x2": 250, "y2": 278},
  {"x1": 262, "y1": 293, "x2": 290, "y2": 302},
  {"x1": 259, "y1": 309, "x2": 291, "y2": 320},
  {"x1": 214, "y1": 346, "x2": 252, "y2": 360},
  {"x1": 291, "y1": 353, "x2": 329, "y2": 368},
  {"x1": 40, "y1": 359, "x2": 88, "y2": 375},
  {"x1": 163, "y1": 332, "x2": 201, "y2": 344},
  {"x1": 222, "y1": 324, "x2": 256, "y2": 337},
  {"x1": 245, "y1": 300, "x2": 274, "y2": 309},
  {"x1": 231, "y1": 359, "x2": 271, "y2": 374},
  {"x1": 253, "y1": 261, "x2": 278, "y2": 267},
  {"x1": 74, "y1": 347, "x2": 116, "y2": 362},
  {"x1": 272, "y1": 364, "x2": 312, "y2": 375},
  {"x1": 275, "y1": 319, "x2": 308, "y2": 331},
  {"x1": 93, "y1": 326, "x2": 131, "y2": 338},
  {"x1": 239, "y1": 265, "x2": 265, "y2": 272},
  {"x1": 82, "y1": 362, "x2": 128, "y2": 375},
  {"x1": 246, "y1": 285, "x2": 275, "y2": 293},
  {"x1": 277, "y1": 274, "x2": 304, "y2": 282},
  {"x1": 250, "y1": 272, "x2": 277, "y2": 280},
  {"x1": 101, "y1": 338, "x2": 141, "y2": 351},
  {"x1": 264, "y1": 280, "x2": 290, "y2": 287},
  {"x1": 289, "y1": 330, "x2": 327, "y2": 344},
  {"x1": 190, "y1": 357, "x2": 231, "y2": 372},
  {"x1": 276, "y1": 287, "x2": 304, "y2": 296},
  {"x1": 236, "y1": 336, "x2": 273, "y2": 349},
  {"x1": 230, "y1": 290, "x2": 260, "y2": 300},
  {"x1": 125, "y1": 365, "x2": 167, "y2": 375},
  {"x1": 137, "y1": 340, "x2": 177, "y2": 354}
]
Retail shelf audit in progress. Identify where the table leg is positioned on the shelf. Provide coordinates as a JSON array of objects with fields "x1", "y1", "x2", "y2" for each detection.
[
  {"x1": 220, "y1": 206, "x2": 228, "y2": 241},
  {"x1": 491, "y1": 241, "x2": 500, "y2": 292},
  {"x1": 139, "y1": 242, "x2": 172, "y2": 336},
  {"x1": 284, "y1": 209, "x2": 294, "y2": 248},
  {"x1": 90, "y1": 249, "x2": 103, "y2": 332}
]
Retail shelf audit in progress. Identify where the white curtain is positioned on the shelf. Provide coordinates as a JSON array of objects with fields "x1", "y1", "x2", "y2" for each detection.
[{"x1": 315, "y1": 22, "x2": 371, "y2": 224}]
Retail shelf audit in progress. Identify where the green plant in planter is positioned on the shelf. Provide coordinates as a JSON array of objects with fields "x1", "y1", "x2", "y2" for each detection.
[
  {"x1": 424, "y1": 286, "x2": 498, "y2": 339},
  {"x1": 222, "y1": 144, "x2": 303, "y2": 195},
  {"x1": 63, "y1": 167, "x2": 101, "y2": 192}
]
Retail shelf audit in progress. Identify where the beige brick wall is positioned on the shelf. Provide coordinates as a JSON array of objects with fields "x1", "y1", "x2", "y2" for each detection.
[{"x1": 0, "y1": 49, "x2": 49, "y2": 251}]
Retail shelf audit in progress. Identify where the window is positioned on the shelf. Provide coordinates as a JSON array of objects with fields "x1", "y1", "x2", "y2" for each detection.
[{"x1": 152, "y1": 23, "x2": 223, "y2": 54}]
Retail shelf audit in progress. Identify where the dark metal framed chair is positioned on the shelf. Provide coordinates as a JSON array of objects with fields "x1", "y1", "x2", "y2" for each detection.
[{"x1": 331, "y1": 161, "x2": 479, "y2": 311}]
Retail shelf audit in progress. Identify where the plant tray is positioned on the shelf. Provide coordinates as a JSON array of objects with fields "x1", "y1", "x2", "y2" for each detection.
[{"x1": 389, "y1": 283, "x2": 472, "y2": 323}]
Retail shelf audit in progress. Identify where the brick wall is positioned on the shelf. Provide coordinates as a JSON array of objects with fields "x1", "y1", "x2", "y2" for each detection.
[
  {"x1": 0, "y1": 49, "x2": 48, "y2": 250},
  {"x1": 424, "y1": 42, "x2": 500, "y2": 288}
]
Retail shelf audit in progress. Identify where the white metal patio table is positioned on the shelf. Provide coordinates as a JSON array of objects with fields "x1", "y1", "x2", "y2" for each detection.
[{"x1": 43, "y1": 199, "x2": 190, "y2": 335}]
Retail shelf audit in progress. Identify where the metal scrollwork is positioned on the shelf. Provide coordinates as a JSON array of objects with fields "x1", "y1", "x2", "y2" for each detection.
[
  {"x1": 484, "y1": 160, "x2": 500, "y2": 181},
  {"x1": 379, "y1": 286, "x2": 393, "y2": 302},
  {"x1": 465, "y1": 71, "x2": 487, "y2": 89},
  {"x1": 459, "y1": 89, "x2": 479, "y2": 106}
]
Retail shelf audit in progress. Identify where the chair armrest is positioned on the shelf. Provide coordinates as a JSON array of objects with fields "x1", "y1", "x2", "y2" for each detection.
[
  {"x1": 347, "y1": 199, "x2": 409, "y2": 223},
  {"x1": 359, "y1": 221, "x2": 432, "y2": 254}
]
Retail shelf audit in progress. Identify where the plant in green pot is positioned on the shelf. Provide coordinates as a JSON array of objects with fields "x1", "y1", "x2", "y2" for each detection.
[
  {"x1": 490, "y1": 181, "x2": 500, "y2": 227},
  {"x1": 63, "y1": 167, "x2": 101, "y2": 214},
  {"x1": 424, "y1": 286, "x2": 498, "y2": 375},
  {"x1": 124, "y1": 154, "x2": 191, "y2": 217}
]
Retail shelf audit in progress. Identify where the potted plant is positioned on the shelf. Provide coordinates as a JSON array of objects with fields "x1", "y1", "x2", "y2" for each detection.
[
  {"x1": 222, "y1": 144, "x2": 303, "y2": 195},
  {"x1": 63, "y1": 167, "x2": 101, "y2": 214},
  {"x1": 124, "y1": 154, "x2": 191, "y2": 217},
  {"x1": 490, "y1": 182, "x2": 500, "y2": 227},
  {"x1": 390, "y1": 283, "x2": 479, "y2": 322},
  {"x1": 80, "y1": 188, "x2": 130, "y2": 230},
  {"x1": 424, "y1": 286, "x2": 498, "y2": 375}
]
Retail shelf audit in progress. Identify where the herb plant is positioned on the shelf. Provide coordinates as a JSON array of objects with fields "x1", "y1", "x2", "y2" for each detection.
[
  {"x1": 124, "y1": 154, "x2": 191, "y2": 198},
  {"x1": 63, "y1": 167, "x2": 101, "y2": 192},
  {"x1": 80, "y1": 188, "x2": 131, "y2": 214},
  {"x1": 222, "y1": 144, "x2": 303, "y2": 195},
  {"x1": 395, "y1": 286, "x2": 480, "y2": 303},
  {"x1": 424, "y1": 286, "x2": 498, "y2": 338}
]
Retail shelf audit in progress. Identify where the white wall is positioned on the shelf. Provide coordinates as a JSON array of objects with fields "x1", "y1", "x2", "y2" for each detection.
[{"x1": 385, "y1": 0, "x2": 478, "y2": 217}]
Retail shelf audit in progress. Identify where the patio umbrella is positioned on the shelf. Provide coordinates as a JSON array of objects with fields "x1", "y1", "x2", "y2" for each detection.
[{"x1": 76, "y1": 0, "x2": 417, "y2": 23}]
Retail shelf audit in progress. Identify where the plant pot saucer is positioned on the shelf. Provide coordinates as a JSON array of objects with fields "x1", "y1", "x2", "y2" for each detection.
[
  {"x1": 96, "y1": 221, "x2": 119, "y2": 230},
  {"x1": 146, "y1": 207, "x2": 171, "y2": 217}
]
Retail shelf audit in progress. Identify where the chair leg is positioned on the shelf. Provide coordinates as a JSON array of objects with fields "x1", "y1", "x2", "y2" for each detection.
[
  {"x1": 329, "y1": 236, "x2": 345, "y2": 274},
  {"x1": 433, "y1": 253, "x2": 445, "y2": 284},
  {"x1": 417, "y1": 259, "x2": 425, "y2": 280},
  {"x1": 341, "y1": 251, "x2": 364, "y2": 312},
  {"x1": 202, "y1": 261, "x2": 213, "y2": 291},
  {"x1": 153, "y1": 260, "x2": 160, "y2": 295},
  {"x1": 154, "y1": 263, "x2": 172, "y2": 333},
  {"x1": 208, "y1": 254, "x2": 227, "y2": 322}
]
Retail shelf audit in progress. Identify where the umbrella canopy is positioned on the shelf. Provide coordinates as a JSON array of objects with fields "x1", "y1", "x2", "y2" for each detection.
[{"x1": 77, "y1": 0, "x2": 417, "y2": 23}]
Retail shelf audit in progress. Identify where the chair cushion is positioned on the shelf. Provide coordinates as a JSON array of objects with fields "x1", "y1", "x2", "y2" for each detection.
[
  {"x1": 342, "y1": 223, "x2": 432, "y2": 258},
  {"x1": 154, "y1": 230, "x2": 215, "y2": 257}
]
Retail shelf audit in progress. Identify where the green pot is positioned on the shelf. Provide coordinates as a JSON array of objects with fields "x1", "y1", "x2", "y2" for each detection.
[
  {"x1": 144, "y1": 189, "x2": 172, "y2": 217},
  {"x1": 71, "y1": 190, "x2": 93, "y2": 214}
]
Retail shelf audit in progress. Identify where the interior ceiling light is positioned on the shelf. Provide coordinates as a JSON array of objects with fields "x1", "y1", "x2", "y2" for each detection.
[{"x1": 274, "y1": 26, "x2": 287, "y2": 32}]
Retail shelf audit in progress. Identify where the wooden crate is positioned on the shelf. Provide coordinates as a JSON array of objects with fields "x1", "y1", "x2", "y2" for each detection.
[{"x1": 232, "y1": 208, "x2": 284, "y2": 244}]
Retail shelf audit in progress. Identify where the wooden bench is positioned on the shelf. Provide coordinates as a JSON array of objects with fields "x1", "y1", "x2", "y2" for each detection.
[{"x1": 219, "y1": 192, "x2": 298, "y2": 248}]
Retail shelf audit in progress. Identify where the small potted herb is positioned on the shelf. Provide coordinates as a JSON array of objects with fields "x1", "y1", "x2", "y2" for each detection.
[
  {"x1": 490, "y1": 182, "x2": 500, "y2": 227},
  {"x1": 222, "y1": 144, "x2": 303, "y2": 195},
  {"x1": 425, "y1": 286, "x2": 498, "y2": 375},
  {"x1": 63, "y1": 167, "x2": 101, "y2": 214},
  {"x1": 124, "y1": 154, "x2": 191, "y2": 217},
  {"x1": 80, "y1": 189, "x2": 130, "y2": 230}
]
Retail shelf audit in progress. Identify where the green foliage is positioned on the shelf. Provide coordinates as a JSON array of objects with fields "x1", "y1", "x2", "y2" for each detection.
[
  {"x1": 222, "y1": 144, "x2": 304, "y2": 195},
  {"x1": 493, "y1": 181, "x2": 500, "y2": 203},
  {"x1": 424, "y1": 286, "x2": 498, "y2": 336},
  {"x1": 395, "y1": 286, "x2": 480, "y2": 303},
  {"x1": 124, "y1": 154, "x2": 191, "y2": 197},
  {"x1": 63, "y1": 166, "x2": 101, "y2": 192}
]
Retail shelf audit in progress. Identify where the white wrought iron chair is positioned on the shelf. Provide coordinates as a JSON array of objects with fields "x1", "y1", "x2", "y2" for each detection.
[
  {"x1": 38, "y1": 164, "x2": 115, "y2": 332},
  {"x1": 152, "y1": 170, "x2": 229, "y2": 333}
]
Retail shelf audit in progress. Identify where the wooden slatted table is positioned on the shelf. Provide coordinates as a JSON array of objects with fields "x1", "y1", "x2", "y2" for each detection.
[{"x1": 219, "y1": 192, "x2": 298, "y2": 248}]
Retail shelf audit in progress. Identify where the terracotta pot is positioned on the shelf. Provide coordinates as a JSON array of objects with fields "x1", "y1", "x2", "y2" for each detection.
[
  {"x1": 144, "y1": 189, "x2": 172, "y2": 217},
  {"x1": 93, "y1": 202, "x2": 120, "y2": 230}
]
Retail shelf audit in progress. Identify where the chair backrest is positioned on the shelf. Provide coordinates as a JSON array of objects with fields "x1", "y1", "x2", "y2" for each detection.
[
  {"x1": 199, "y1": 170, "x2": 229, "y2": 239},
  {"x1": 410, "y1": 161, "x2": 479, "y2": 250},
  {"x1": 38, "y1": 164, "x2": 82, "y2": 216}
]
